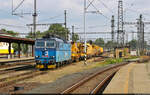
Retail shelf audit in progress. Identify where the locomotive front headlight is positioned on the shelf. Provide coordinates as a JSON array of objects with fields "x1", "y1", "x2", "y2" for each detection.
[
  {"x1": 36, "y1": 60, "x2": 41, "y2": 63},
  {"x1": 50, "y1": 56, "x2": 55, "y2": 59},
  {"x1": 35, "y1": 56, "x2": 39, "y2": 58}
]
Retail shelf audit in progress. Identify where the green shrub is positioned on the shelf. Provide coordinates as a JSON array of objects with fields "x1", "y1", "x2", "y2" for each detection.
[{"x1": 105, "y1": 58, "x2": 123, "y2": 64}]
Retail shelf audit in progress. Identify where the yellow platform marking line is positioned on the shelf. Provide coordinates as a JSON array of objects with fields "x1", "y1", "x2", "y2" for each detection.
[{"x1": 124, "y1": 63, "x2": 136, "y2": 93}]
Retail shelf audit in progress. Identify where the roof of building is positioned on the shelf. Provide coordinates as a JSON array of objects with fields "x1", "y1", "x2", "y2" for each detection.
[{"x1": 0, "y1": 34, "x2": 35, "y2": 44}]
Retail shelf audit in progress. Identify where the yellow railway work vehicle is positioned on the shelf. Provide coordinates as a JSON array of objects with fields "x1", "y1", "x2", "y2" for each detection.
[
  {"x1": 77, "y1": 42, "x2": 85, "y2": 60},
  {"x1": 76, "y1": 42, "x2": 84, "y2": 60},
  {"x1": 0, "y1": 42, "x2": 14, "y2": 55},
  {"x1": 100, "y1": 47, "x2": 104, "y2": 54},
  {"x1": 97, "y1": 46, "x2": 102, "y2": 55},
  {"x1": 92, "y1": 45, "x2": 100, "y2": 56},
  {"x1": 86, "y1": 43, "x2": 94, "y2": 58},
  {"x1": 71, "y1": 42, "x2": 80, "y2": 62}
]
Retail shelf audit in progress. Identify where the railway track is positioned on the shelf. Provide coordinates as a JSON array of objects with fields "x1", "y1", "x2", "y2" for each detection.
[
  {"x1": 0, "y1": 70, "x2": 47, "y2": 89},
  {"x1": 0, "y1": 58, "x2": 36, "y2": 75},
  {"x1": 0, "y1": 63, "x2": 43, "y2": 89},
  {"x1": 0, "y1": 56, "x2": 106, "y2": 92},
  {"x1": 61, "y1": 62, "x2": 129, "y2": 94},
  {"x1": 0, "y1": 57, "x2": 103, "y2": 76},
  {"x1": 0, "y1": 57, "x2": 104, "y2": 77},
  {"x1": 0, "y1": 64, "x2": 35, "y2": 75},
  {"x1": 0, "y1": 59, "x2": 35, "y2": 69}
]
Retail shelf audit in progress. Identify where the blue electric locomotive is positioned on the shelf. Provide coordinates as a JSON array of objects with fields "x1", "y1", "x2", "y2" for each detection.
[{"x1": 35, "y1": 35, "x2": 71, "y2": 69}]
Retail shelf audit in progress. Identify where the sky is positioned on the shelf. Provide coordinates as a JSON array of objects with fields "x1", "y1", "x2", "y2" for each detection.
[{"x1": 0, "y1": 0, "x2": 150, "y2": 43}]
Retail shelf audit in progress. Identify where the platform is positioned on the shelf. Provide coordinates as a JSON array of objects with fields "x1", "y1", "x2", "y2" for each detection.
[
  {"x1": 0, "y1": 57, "x2": 34, "y2": 64},
  {"x1": 103, "y1": 62, "x2": 150, "y2": 94}
]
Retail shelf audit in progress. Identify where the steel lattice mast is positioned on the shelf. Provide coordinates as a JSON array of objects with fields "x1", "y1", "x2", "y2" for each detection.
[
  {"x1": 111, "y1": 15, "x2": 115, "y2": 43},
  {"x1": 117, "y1": 0, "x2": 124, "y2": 47}
]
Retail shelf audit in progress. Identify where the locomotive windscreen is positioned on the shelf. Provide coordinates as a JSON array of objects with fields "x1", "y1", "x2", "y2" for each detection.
[
  {"x1": 36, "y1": 41, "x2": 45, "y2": 48},
  {"x1": 46, "y1": 41, "x2": 55, "y2": 48}
]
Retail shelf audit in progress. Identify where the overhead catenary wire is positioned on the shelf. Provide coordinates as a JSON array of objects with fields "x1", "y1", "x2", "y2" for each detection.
[
  {"x1": 0, "y1": 23, "x2": 29, "y2": 29},
  {"x1": 15, "y1": 31, "x2": 150, "y2": 35},
  {"x1": 124, "y1": 0, "x2": 150, "y2": 20},
  {"x1": 97, "y1": 0, "x2": 114, "y2": 14},
  {"x1": 86, "y1": 0, "x2": 95, "y2": 10},
  {"x1": 12, "y1": 0, "x2": 25, "y2": 12},
  {"x1": 126, "y1": 8, "x2": 150, "y2": 17},
  {"x1": 37, "y1": 14, "x2": 63, "y2": 23},
  {"x1": 86, "y1": 0, "x2": 110, "y2": 20},
  {"x1": 4, "y1": 0, "x2": 149, "y2": 40},
  {"x1": 68, "y1": 24, "x2": 109, "y2": 30}
]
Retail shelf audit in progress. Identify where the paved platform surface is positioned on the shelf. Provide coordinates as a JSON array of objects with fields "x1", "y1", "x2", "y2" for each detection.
[
  {"x1": 103, "y1": 62, "x2": 150, "y2": 94},
  {"x1": 0, "y1": 57, "x2": 34, "y2": 63}
]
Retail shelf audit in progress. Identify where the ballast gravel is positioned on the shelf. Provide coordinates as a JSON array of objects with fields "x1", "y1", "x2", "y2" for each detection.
[{"x1": 26, "y1": 63, "x2": 120, "y2": 94}]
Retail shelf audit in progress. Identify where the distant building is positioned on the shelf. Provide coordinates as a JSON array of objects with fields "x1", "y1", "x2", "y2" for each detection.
[{"x1": 0, "y1": 29, "x2": 14, "y2": 55}]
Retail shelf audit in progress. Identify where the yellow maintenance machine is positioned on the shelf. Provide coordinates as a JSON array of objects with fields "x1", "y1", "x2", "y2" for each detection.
[
  {"x1": 71, "y1": 42, "x2": 104, "y2": 61},
  {"x1": 92, "y1": 45, "x2": 103, "y2": 56},
  {"x1": 115, "y1": 46, "x2": 130, "y2": 58},
  {"x1": 71, "y1": 42, "x2": 80, "y2": 62},
  {"x1": 86, "y1": 43, "x2": 94, "y2": 58}
]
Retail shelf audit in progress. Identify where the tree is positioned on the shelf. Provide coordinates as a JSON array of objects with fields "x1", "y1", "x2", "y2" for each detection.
[
  {"x1": 1, "y1": 29, "x2": 18, "y2": 37},
  {"x1": 1, "y1": 29, "x2": 19, "y2": 52},
  {"x1": 26, "y1": 30, "x2": 44, "y2": 39},
  {"x1": 94, "y1": 38, "x2": 105, "y2": 47},
  {"x1": 105, "y1": 41, "x2": 113, "y2": 50},
  {"x1": 43, "y1": 24, "x2": 70, "y2": 40},
  {"x1": 87, "y1": 40, "x2": 93, "y2": 44},
  {"x1": 72, "y1": 33, "x2": 79, "y2": 42},
  {"x1": 26, "y1": 24, "x2": 79, "y2": 41},
  {"x1": 128, "y1": 40, "x2": 137, "y2": 50},
  {"x1": 1, "y1": 29, "x2": 31, "y2": 55},
  {"x1": 21, "y1": 44, "x2": 28, "y2": 54}
]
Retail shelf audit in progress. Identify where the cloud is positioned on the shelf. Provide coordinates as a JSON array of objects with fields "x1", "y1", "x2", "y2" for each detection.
[
  {"x1": 0, "y1": 0, "x2": 150, "y2": 42},
  {"x1": 59, "y1": 0, "x2": 83, "y2": 13},
  {"x1": 0, "y1": 18, "x2": 29, "y2": 33}
]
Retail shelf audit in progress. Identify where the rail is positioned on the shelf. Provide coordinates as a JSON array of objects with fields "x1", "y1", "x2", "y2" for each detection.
[{"x1": 61, "y1": 62, "x2": 129, "y2": 94}]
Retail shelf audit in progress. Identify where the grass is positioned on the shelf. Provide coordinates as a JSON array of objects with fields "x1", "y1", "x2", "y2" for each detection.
[
  {"x1": 89, "y1": 58, "x2": 124, "y2": 69},
  {"x1": 93, "y1": 56, "x2": 140, "y2": 68},
  {"x1": 124, "y1": 56, "x2": 139, "y2": 60},
  {"x1": 105, "y1": 58, "x2": 123, "y2": 64}
]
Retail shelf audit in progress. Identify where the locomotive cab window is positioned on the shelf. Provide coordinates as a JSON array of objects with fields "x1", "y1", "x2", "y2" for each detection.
[
  {"x1": 59, "y1": 43, "x2": 63, "y2": 48},
  {"x1": 36, "y1": 41, "x2": 45, "y2": 48},
  {"x1": 46, "y1": 41, "x2": 55, "y2": 48}
]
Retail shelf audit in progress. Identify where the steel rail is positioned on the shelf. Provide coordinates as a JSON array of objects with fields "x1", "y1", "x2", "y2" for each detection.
[
  {"x1": 0, "y1": 59, "x2": 35, "y2": 65},
  {"x1": 61, "y1": 62, "x2": 129, "y2": 94},
  {"x1": 0, "y1": 71, "x2": 47, "y2": 88},
  {"x1": 90, "y1": 70, "x2": 118, "y2": 94},
  {"x1": 0, "y1": 63, "x2": 35, "y2": 75},
  {"x1": 0, "y1": 70, "x2": 37, "y2": 82}
]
